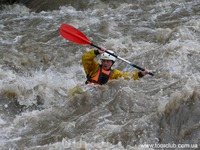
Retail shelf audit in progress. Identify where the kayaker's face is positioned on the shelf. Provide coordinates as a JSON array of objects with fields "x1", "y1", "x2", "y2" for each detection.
[{"x1": 102, "y1": 60, "x2": 113, "y2": 70}]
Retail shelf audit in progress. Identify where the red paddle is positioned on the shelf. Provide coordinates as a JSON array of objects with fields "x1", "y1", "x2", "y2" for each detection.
[
  {"x1": 60, "y1": 24, "x2": 91, "y2": 45},
  {"x1": 60, "y1": 24, "x2": 154, "y2": 76}
]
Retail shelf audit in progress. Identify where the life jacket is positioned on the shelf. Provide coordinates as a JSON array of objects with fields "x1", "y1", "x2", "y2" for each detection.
[{"x1": 86, "y1": 65, "x2": 112, "y2": 85}]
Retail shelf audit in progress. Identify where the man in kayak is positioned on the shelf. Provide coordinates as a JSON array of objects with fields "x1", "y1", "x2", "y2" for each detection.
[
  {"x1": 68, "y1": 46, "x2": 149, "y2": 97},
  {"x1": 82, "y1": 46, "x2": 149, "y2": 86}
]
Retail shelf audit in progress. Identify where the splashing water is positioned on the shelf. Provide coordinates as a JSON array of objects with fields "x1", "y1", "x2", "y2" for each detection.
[{"x1": 0, "y1": 0, "x2": 200, "y2": 149}]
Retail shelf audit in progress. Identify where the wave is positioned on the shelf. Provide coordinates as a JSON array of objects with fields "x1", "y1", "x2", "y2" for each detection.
[{"x1": 0, "y1": 0, "x2": 200, "y2": 149}]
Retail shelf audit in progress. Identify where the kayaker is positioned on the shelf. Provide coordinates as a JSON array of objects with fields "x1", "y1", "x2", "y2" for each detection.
[{"x1": 82, "y1": 46, "x2": 149, "y2": 86}]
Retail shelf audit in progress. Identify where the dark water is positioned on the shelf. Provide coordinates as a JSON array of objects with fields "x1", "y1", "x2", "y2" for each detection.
[{"x1": 0, "y1": 0, "x2": 200, "y2": 149}]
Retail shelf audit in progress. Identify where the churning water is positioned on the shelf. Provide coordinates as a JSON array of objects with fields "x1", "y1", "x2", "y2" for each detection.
[{"x1": 0, "y1": 0, "x2": 200, "y2": 149}]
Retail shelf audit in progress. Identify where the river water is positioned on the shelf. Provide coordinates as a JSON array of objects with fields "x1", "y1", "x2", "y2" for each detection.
[{"x1": 0, "y1": 0, "x2": 200, "y2": 149}]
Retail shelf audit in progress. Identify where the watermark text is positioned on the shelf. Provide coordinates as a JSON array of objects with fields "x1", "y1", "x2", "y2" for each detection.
[{"x1": 138, "y1": 143, "x2": 198, "y2": 149}]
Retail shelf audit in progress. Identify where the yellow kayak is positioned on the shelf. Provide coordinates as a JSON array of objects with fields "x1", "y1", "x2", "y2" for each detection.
[{"x1": 68, "y1": 84, "x2": 98, "y2": 97}]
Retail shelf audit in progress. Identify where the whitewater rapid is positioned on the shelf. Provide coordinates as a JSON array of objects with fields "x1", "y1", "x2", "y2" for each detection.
[{"x1": 0, "y1": 0, "x2": 200, "y2": 149}]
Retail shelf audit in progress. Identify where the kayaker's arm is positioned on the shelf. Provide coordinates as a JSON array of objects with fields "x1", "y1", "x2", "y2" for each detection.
[
  {"x1": 82, "y1": 49, "x2": 100, "y2": 78},
  {"x1": 110, "y1": 69, "x2": 143, "y2": 80}
]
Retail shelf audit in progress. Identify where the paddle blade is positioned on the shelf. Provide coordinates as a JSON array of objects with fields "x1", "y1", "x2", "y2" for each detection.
[{"x1": 60, "y1": 24, "x2": 91, "y2": 45}]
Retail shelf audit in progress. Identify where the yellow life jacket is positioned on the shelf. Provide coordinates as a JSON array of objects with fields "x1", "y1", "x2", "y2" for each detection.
[{"x1": 86, "y1": 65, "x2": 112, "y2": 85}]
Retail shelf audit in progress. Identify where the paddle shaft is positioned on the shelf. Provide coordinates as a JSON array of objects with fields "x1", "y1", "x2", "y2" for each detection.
[{"x1": 91, "y1": 43, "x2": 154, "y2": 76}]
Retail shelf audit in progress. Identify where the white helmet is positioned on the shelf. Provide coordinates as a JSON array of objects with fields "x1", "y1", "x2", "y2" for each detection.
[{"x1": 100, "y1": 50, "x2": 116, "y2": 62}]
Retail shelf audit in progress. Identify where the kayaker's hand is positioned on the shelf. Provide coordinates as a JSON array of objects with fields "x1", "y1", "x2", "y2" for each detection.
[
  {"x1": 141, "y1": 68, "x2": 149, "y2": 76},
  {"x1": 98, "y1": 46, "x2": 106, "y2": 54}
]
